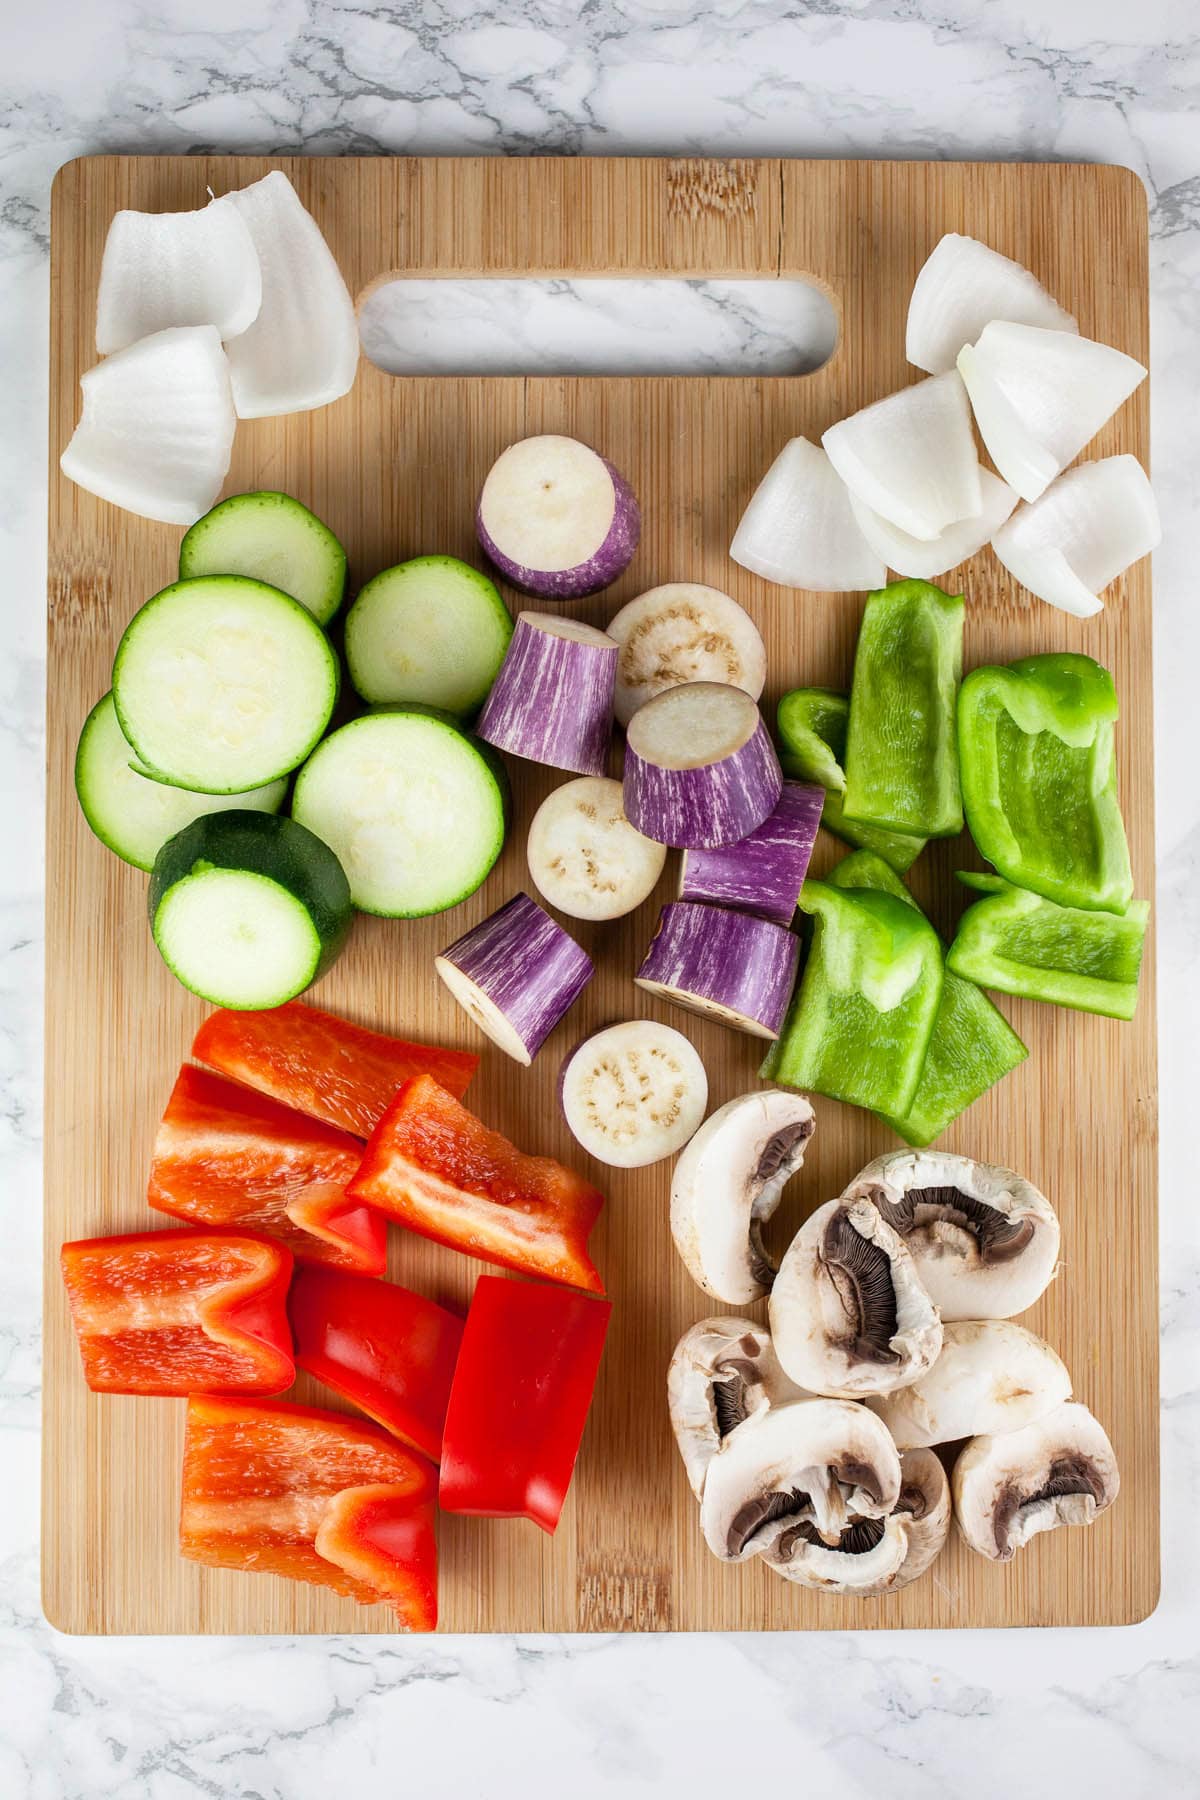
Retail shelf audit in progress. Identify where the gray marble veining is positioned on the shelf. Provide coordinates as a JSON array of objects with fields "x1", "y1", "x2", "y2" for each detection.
[{"x1": 4, "y1": 1, "x2": 1199, "y2": 1794}]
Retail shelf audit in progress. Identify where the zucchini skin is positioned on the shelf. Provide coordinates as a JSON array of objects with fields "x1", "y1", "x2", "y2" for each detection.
[{"x1": 149, "y1": 811, "x2": 353, "y2": 978}]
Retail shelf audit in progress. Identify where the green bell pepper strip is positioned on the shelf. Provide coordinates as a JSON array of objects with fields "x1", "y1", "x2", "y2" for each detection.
[
  {"x1": 843, "y1": 580, "x2": 965, "y2": 838},
  {"x1": 826, "y1": 851, "x2": 1027, "y2": 1146},
  {"x1": 762, "y1": 878, "x2": 943, "y2": 1115},
  {"x1": 947, "y1": 872, "x2": 1148, "y2": 1022},
  {"x1": 776, "y1": 688, "x2": 926, "y2": 873},
  {"x1": 957, "y1": 652, "x2": 1133, "y2": 914}
]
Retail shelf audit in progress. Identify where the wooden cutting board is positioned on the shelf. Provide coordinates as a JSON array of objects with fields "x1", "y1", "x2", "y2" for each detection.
[{"x1": 43, "y1": 155, "x2": 1157, "y2": 1633}]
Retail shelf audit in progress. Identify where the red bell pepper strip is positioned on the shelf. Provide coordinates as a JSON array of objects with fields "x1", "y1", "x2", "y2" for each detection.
[
  {"x1": 348, "y1": 1075, "x2": 605, "y2": 1293},
  {"x1": 148, "y1": 1065, "x2": 385, "y2": 1275},
  {"x1": 192, "y1": 1000, "x2": 479, "y2": 1138},
  {"x1": 180, "y1": 1395, "x2": 437, "y2": 1629},
  {"x1": 60, "y1": 1228, "x2": 294, "y2": 1396},
  {"x1": 288, "y1": 1266, "x2": 464, "y2": 1462},
  {"x1": 439, "y1": 1276, "x2": 611, "y2": 1533}
]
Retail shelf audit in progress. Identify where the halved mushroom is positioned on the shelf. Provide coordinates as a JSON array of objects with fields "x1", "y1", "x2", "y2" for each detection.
[
  {"x1": 765, "y1": 1447, "x2": 951, "y2": 1595},
  {"x1": 846, "y1": 1150, "x2": 1060, "y2": 1321},
  {"x1": 671, "y1": 1090, "x2": 816, "y2": 1304},
  {"x1": 667, "y1": 1316, "x2": 810, "y2": 1498},
  {"x1": 868, "y1": 1320, "x2": 1072, "y2": 1449},
  {"x1": 699, "y1": 1398, "x2": 901, "y2": 1563},
  {"x1": 953, "y1": 1400, "x2": 1119, "y2": 1561},
  {"x1": 769, "y1": 1197, "x2": 943, "y2": 1398}
]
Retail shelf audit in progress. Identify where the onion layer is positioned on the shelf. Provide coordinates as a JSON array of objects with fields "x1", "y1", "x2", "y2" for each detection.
[
  {"x1": 730, "y1": 437, "x2": 885, "y2": 592},
  {"x1": 822, "y1": 373, "x2": 982, "y2": 543},
  {"x1": 905, "y1": 233, "x2": 1077, "y2": 376},
  {"x1": 991, "y1": 456, "x2": 1161, "y2": 617}
]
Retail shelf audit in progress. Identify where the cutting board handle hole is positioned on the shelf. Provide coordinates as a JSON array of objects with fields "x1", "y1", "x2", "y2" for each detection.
[{"x1": 358, "y1": 276, "x2": 838, "y2": 378}]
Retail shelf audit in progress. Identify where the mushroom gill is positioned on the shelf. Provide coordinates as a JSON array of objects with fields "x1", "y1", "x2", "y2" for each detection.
[
  {"x1": 667, "y1": 1316, "x2": 810, "y2": 1499},
  {"x1": 845, "y1": 1150, "x2": 1061, "y2": 1322},
  {"x1": 821, "y1": 1207, "x2": 900, "y2": 1365},
  {"x1": 698, "y1": 1398, "x2": 901, "y2": 1564},
  {"x1": 765, "y1": 1446, "x2": 952, "y2": 1595},
  {"x1": 953, "y1": 1400, "x2": 1120, "y2": 1562},
  {"x1": 769, "y1": 1197, "x2": 943, "y2": 1398},
  {"x1": 671, "y1": 1090, "x2": 816, "y2": 1305}
]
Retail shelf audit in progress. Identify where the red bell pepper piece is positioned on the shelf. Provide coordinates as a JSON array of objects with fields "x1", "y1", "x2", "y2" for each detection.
[
  {"x1": 192, "y1": 1000, "x2": 479, "y2": 1137},
  {"x1": 180, "y1": 1395, "x2": 437, "y2": 1629},
  {"x1": 60, "y1": 1228, "x2": 294, "y2": 1396},
  {"x1": 288, "y1": 1266, "x2": 464, "y2": 1462},
  {"x1": 348, "y1": 1075, "x2": 605, "y2": 1293},
  {"x1": 148, "y1": 1065, "x2": 386, "y2": 1275},
  {"x1": 439, "y1": 1277, "x2": 611, "y2": 1533}
]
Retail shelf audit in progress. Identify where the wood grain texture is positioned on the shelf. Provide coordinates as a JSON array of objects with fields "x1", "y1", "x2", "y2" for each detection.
[{"x1": 43, "y1": 155, "x2": 1157, "y2": 1634}]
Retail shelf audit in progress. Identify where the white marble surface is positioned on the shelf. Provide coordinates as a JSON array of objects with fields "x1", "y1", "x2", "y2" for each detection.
[{"x1": 4, "y1": 1, "x2": 1200, "y2": 1793}]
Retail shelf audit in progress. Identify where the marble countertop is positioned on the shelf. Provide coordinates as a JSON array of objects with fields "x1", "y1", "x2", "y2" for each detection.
[{"x1": 4, "y1": 1, "x2": 1198, "y2": 1794}]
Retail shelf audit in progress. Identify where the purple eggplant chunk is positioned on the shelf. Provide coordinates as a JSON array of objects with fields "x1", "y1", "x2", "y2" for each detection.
[
  {"x1": 476, "y1": 434, "x2": 641, "y2": 599},
  {"x1": 476, "y1": 612, "x2": 617, "y2": 777},
  {"x1": 623, "y1": 682, "x2": 783, "y2": 849},
  {"x1": 679, "y1": 781, "x2": 824, "y2": 927},
  {"x1": 434, "y1": 891, "x2": 594, "y2": 1066},
  {"x1": 635, "y1": 900, "x2": 799, "y2": 1039}
]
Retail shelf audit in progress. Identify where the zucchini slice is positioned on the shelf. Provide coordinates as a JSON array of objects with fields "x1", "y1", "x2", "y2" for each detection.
[
  {"x1": 345, "y1": 556, "x2": 512, "y2": 716},
  {"x1": 75, "y1": 692, "x2": 287, "y2": 870},
  {"x1": 149, "y1": 811, "x2": 352, "y2": 1008},
  {"x1": 113, "y1": 575, "x2": 339, "y2": 794},
  {"x1": 179, "y1": 491, "x2": 347, "y2": 626},
  {"x1": 292, "y1": 709, "x2": 507, "y2": 917}
]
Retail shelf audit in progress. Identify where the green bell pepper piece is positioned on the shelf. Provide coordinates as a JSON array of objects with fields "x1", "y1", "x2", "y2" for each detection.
[
  {"x1": 957, "y1": 652, "x2": 1133, "y2": 914},
  {"x1": 762, "y1": 878, "x2": 943, "y2": 1114},
  {"x1": 826, "y1": 850, "x2": 1027, "y2": 1145},
  {"x1": 947, "y1": 872, "x2": 1148, "y2": 1021},
  {"x1": 843, "y1": 580, "x2": 964, "y2": 838},
  {"x1": 776, "y1": 687, "x2": 926, "y2": 873}
]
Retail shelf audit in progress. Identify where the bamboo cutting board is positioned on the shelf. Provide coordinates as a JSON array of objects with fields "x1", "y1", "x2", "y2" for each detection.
[{"x1": 44, "y1": 156, "x2": 1157, "y2": 1633}]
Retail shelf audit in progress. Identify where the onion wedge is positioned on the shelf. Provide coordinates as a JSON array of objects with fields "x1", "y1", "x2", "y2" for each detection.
[
  {"x1": 95, "y1": 198, "x2": 262, "y2": 355},
  {"x1": 224, "y1": 172, "x2": 359, "y2": 418},
  {"x1": 60, "y1": 325, "x2": 236, "y2": 526},
  {"x1": 848, "y1": 467, "x2": 1017, "y2": 581},
  {"x1": 991, "y1": 456, "x2": 1161, "y2": 617},
  {"x1": 730, "y1": 437, "x2": 885, "y2": 592},
  {"x1": 822, "y1": 372, "x2": 982, "y2": 542},
  {"x1": 906, "y1": 233, "x2": 1077, "y2": 375},
  {"x1": 957, "y1": 322, "x2": 1146, "y2": 503}
]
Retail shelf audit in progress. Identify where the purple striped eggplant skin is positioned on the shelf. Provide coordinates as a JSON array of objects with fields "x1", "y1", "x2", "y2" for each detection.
[
  {"x1": 476, "y1": 613, "x2": 617, "y2": 777},
  {"x1": 475, "y1": 436, "x2": 641, "y2": 599},
  {"x1": 434, "y1": 890, "x2": 594, "y2": 1066},
  {"x1": 635, "y1": 901, "x2": 800, "y2": 1039},
  {"x1": 679, "y1": 781, "x2": 825, "y2": 927},
  {"x1": 622, "y1": 683, "x2": 783, "y2": 849}
]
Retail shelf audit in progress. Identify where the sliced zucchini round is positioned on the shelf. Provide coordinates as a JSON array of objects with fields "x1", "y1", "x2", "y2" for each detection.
[
  {"x1": 148, "y1": 811, "x2": 352, "y2": 1008},
  {"x1": 113, "y1": 575, "x2": 339, "y2": 794},
  {"x1": 345, "y1": 556, "x2": 513, "y2": 716},
  {"x1": 179, "y1": 491, "x2": 347, "y2": 625},
  {"x1": 75, "y1": 692, "x2": 287, "y2": 871},
  {"x1": 292, "y1": 709, "x2": 507, "y2": 917}
]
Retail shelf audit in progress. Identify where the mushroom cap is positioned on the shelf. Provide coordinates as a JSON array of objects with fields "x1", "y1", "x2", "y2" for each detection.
[
  {"x1": 765, "y1": 1447, "x2": 951, "y2": 1596},
  {"x1": 846, "y1": 1149, "x2": 1060, "y2": 1321},
  {"x1": 867, "y1": 1320, "x2": 1072, "y2": 1448},
  {"x1": 952, "y1": 1399, "x2": 1120, "y2": 1562},
  {"x1": 667, "y1": 1315, "x2": 810, "y2": 1499},
  {"x1": 671, "y1": 1090, "x2": 816, "y2": 1304},
  {"x1": 699, "y1": 1397, "x2": 901, "y2": 1563},
  {"x1": 768, "y1": 1197, "x2": 943, "y2": 1398}
]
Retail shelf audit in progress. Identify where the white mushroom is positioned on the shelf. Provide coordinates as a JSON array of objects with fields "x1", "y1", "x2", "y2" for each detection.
[
  {"x1": 953, "y1": 1400, "x2": 1119, "y2": 1561},
  {"x1": 667, "y1": 1316, "x2": 810, "y2": 1498},
  {"x1": 670, "y1": 1090, "x2": 815, "y2": 1304},
  {"x1": 867, "y1": 1320, "x2": 1072, "y2": 1449},
  {"x1": 765, "y1": 1447, "x2": 951, "y2": 1595},
  {"x1": 699, "y1": 1398, "x2": 901, "y2": 1563},
  {"x1": 846, "y1": 1150, "x2": 1060, "y2": 1321},
  {"x1": 769, "y1": 1198, "x2": 943, "y2": 1398}
]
